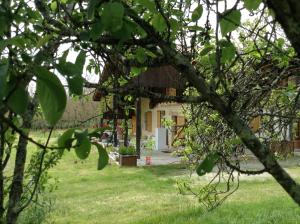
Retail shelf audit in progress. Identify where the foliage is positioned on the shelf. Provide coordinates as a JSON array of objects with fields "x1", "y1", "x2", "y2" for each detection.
[
  {"x1": 18, "y1": 196, "x2": 55, "y2": 224},
  {"x1": 144, "y1": 137, "x2": 155, "y2": 151},
  {"x1": 35, "y1": 66, "x2": 67, "y2": 126},
  {"x1": 196, "y1": 153, "x2": 220, "y2": 176},
  {"x1": 94, "y1": 143, "x2": 109, "y2": 170},
  {"x1": 57, "y1": 128, "x2": 109, "y2": 168},
  {"x1": 119, "y1": 146, "x2": 137, "y2": 155},
  {"x1": 17, "y1": 149, "x2": 60, "y2": 224}
]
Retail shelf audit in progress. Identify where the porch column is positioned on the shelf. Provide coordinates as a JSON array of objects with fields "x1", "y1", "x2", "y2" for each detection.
[
  {"x1": 113, "y1": 95, "x2": 118, "y2": 147},
  {"x1": 100, "y1": 118, "x2": 104, "y2": 128},
  {"x1": 124, "y1": 115, "x2": 129, "y2": 147},
  {"x1": 136, "y1": 98, "x2": 141, "y2": 158}
]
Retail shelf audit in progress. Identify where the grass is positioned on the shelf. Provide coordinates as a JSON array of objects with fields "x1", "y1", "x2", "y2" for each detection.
[
  {"x1": 14, "y1": 131, "x2": 300, "y2": 223},
  {"x1": 45, "y1": 151, "x2": 300, "y2": 223}
]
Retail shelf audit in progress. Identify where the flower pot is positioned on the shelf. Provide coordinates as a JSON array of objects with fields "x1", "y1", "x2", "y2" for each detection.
[
  {"x1": 145, "y1": 156, "x2": 152, "y2": 165},
  {"x1": 119, "y1": 155, "x2": 138, "y2": 167}
]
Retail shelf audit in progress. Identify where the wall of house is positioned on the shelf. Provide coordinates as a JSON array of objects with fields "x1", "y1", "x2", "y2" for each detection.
[{"x1": 139, "y1": 98, "x2": 184, "y2": 145}]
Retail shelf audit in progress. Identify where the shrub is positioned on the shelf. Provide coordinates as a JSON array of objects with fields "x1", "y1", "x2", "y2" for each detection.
[
  {"x1": 18, "y1": 196, "x2": 55, "y2": 224},
  {"x1": 144, "y1": 137, "x2": 155, "y2": 150},
  {"x1": 119, "y1": 146, "x2": 136, "y2": 155}
]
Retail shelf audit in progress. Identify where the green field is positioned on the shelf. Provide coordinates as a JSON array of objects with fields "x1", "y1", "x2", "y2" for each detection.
[{"x1": 15, "y1": 132, "x2": 300, "y2": 223}]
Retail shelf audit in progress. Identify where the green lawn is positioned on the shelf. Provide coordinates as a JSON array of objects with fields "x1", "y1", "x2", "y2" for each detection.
[{"x1": 16, "y1": 132, "x2": 300, "y2": 223}]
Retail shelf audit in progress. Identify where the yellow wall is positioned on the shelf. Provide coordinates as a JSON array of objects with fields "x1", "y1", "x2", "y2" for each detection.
[{"x1": 139, "y1": 98, "x2": 184, "y2": 139}]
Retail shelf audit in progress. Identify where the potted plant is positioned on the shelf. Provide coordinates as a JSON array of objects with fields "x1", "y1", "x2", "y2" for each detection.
[
  {"x1": 144, "y1": 137, "x2": 155, "y2": 165},
  {"x1": 119, "y1": 146, "x2": 138, "y2": 166}
]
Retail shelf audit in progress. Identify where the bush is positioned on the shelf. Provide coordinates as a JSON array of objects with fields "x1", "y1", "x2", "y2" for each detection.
[
  {"x1": 144, "y1": 137, "x2": 155, "y2": 150},
  {"x1": 17, "y1": 150, "x2": 60, "y2": 224},
  {"x1": 18, "y1": 196, "x2": 55, "y2": 224},
  {"x1": 119, "y1": 146, "x2": 136, "y2": 155}
]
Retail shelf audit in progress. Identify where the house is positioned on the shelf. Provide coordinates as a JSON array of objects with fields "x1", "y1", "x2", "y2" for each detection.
[
  {"x1": 93, "y1": 61, "x2": 300, "y2": 156},
  {"x1": 248, "y1": 75, "x2": 300, "y2": 154},
  {"x1": 93, "y1": 64, "x2": 187, "y2": 152},
  {"x1": 289, "y1": 76, "x2": 300, "y2": 151}
]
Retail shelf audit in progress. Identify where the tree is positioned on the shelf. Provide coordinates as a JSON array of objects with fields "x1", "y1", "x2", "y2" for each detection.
[
  {"x1": 0, "y1": 1, "x2": 106, "y2": 223},
  {"x1": 1, "y1": 0, "x2": 300, "y2": 223}
]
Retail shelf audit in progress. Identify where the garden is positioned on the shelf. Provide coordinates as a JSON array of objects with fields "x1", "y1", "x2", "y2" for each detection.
[{"x1": 12, "y1": 132, "x2": 300, "y2": 224}]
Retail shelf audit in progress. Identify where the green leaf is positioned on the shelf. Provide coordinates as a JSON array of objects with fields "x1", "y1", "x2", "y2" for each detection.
[
  {"x1": 196, "y1": 153, "x2": 219, "y2": 176},
  {"x1": 200, "y1": 45, "x2": 214, "y2": 56},
  {"x1": 130, "y1": 67, "x2": 146, "y2": 77},
  {"x1": 137, "y1": 0, "x2": 156, "y2": 12},
  {"x1": 75, "y1": 129, "x2": 88, "y2": 141},
  {"x1": 191, "y1": 5, "x2": 203, "y2": 22},
  {"x1": 88, "y1": 127, "x2": 109, "y2": 138},
  {"x1": 36, "y1": 34, "x2": 53, "y2": 48},
  {"x1": 94, "y1": 143, "x2": 109, "y2": 170},
  {"x1": 0, "y1": 37, "x2": 26, "y2": 53},
  {"x1": 136, "y1": 48, "x2": 147, "y2": 64},
  {"x1": 50, "y1": 1, "x2": 57, "y2": 11},
  {"x1": 67, "y1": 75, "x2": 83, "y2": 95},
  {"x1": 243, "y1": 0, "x2": 261, "y2": 11},
  {"x1": 220, "y1": 10, "x2": 241, "y2": 36},
  {"x1": 87, "y1": 0, "x2": 99, "y2": 19},
  {"x1": 0, "y1": 14, "x2": 9, "y2": 36},
  {"x1": 7, "y1": 86, "x2": 29, "y2": 115},
  {"x1": 208, "y1": 52, "x2": 216, "y2": 67},
  {"x1": 188, "y1": 25, "x2": 205, "y2": 32},
  {"x1": 102, "y1": 2, "x2": 124, "y2": 32},
  {"x1": 21, "y1": 53, "x2": 32, "y2": 64},
  {"x1": 90, "y1": 19, "x2": 104, "y2": 40},
  {"x1": 58, "y1": 128, "x2": 75, "y2": 148},
  {"x1": 58, "y1": 128, "x2": 75, "y2": 156},
  {"x1": 75, "y1": 51, "x2": 86, "y2": 72},
  {"x1": 0, "y1": 62, "x2": 8, "y2": 101},
  {"x1": 56, "y1": 50, "x2": 85, "y2": 78},
  {"x1": 79, "y1": 31, "x2": 90, "y2": 41},
  {"x1": 60, "y1": 50, "x2": 69, "y2": 62},
  {"x1": 170, "y1": 18, "x2": 179, "y2": 34},
  {"x1": 0, "y1": 41, "x2": 7, "y2": 53},
  {"x1": 111, "y1": 20, "x2": 136, "y2": 42},
  {"x1": 56, "y1": 61, "x2": 78, "y2": 77},
  {"x1": 75, "y1": 136, "x2": 91, "y2": 159},
  {"x1": 220, "y1": 41, "x2": 236, "y2": 63},
  {"x1": 35, "y1": 66, "x2": 67, "y2": 126},
  {"x1": 151, "y1": 14, "x2": 167, "y2": 33}
]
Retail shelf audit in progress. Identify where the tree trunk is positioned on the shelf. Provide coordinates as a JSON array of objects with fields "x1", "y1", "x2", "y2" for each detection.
[
  {"x1": 6, "y1": 99, "x2": 37, "y2": 224},
  {"x1": 223, "y1": 112, "x2": 300, "y2": 204}
]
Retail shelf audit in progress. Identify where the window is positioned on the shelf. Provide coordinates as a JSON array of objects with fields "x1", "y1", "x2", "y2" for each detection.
[
  {"x1": 249, "y1": 116, "x2": 261, "y2": 132},
  {"x1": 166, "y1": 88, "x2": 176, "y2": 96}
]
